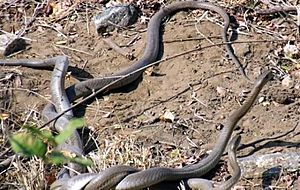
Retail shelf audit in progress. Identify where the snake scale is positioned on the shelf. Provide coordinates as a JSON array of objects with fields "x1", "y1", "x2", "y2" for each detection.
[{"x1": 0, "y1": 1, "x2": 273, "y2": 189}]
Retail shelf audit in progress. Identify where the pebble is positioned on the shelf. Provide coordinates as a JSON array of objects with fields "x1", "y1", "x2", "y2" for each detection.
[
  {"x1": 93, "y1": 4, "x2": 138, "y2": 35},
  {"x1": 281, "y1": 76, "x2": 293, "y2": 88},
  {"x1": 0, "y1": 33, "x2": 27, "y2": 56}
]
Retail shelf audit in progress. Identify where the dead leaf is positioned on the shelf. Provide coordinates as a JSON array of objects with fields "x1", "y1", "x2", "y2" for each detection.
[
  {"x1": 216, "y1": 86, "x2": 227, "y2": 97},
  {"x1": 145, "y1": 66, "x2": 154, "y2": 76},
  {"x1": 283, "y1": 43, "x2": 299, "y2": 59},
  {"x1": 60, "y1": 150, "x2": 76, "y2": 158},
  {"x1": 0, "y1": 113, "x2": 10, "y2": 121},
  {"x1": 160, "y1": 110, "x2": 175, "y2": 123}
]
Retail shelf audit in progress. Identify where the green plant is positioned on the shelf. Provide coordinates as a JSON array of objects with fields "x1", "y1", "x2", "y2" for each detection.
[{"x1": 9, "y1": 118, "x2": 92, "y2": 166}]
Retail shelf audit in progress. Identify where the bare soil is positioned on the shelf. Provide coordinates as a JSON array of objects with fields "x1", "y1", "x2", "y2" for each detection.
[{"x1": 0, "y1": 0, "x2": 299, "y2": 190}]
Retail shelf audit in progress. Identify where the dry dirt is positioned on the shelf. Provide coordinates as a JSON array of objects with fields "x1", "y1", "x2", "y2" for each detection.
[{"x1": 0, "y1": 0, "x2": 299, "y2": 190}]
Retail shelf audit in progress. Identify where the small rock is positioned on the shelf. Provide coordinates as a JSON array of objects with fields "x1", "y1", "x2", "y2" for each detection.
[
  {"x1": 93, "y1": 4, "x2": 138, "y2": 35},
  {"x1": 258, "y1": 96, "x2": 265, "y2": 103},
  {"x1": 262, "y1": 101, "x2": 270, "y2": 107},
  {"x1": 281, "y1": 76, "x2": 293, "y2": 87},
  {"x1": 0, "y1": 33, "x2": 27, "y2": 56},
  {"x1": 290, "y1": 69, "x2": 300, "y2": 79}
]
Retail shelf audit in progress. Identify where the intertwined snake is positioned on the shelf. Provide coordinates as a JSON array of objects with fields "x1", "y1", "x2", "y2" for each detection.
[{"x1": 0, "y1": 1, "x2": 274, "y2": 189}]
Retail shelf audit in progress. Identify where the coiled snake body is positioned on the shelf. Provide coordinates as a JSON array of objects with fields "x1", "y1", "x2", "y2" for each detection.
[{"x1": 0, "y1": 1, "x2": 273, "y2": 189}]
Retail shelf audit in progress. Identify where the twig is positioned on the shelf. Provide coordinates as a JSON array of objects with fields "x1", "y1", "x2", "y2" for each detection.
[
  {"x1": 0, "y1": 88, "x2": 54, "y2": 105},
  {"x1": 238, "y1": 151, "x2": 300, "y2": 178},
  {"x1": 37, "y1": 23, "x2": 68, "y2": 39},
  {"x1": 54, "y1": 1, "x2": 80, "y2": 22},
  {"x1": 18, "y1": 1, "x2": 47, "y2": 37},
  {"x1": 53, "y1": 44, "x2": 93, "y2": 56},
  {"x1": 256, "y1": 6, "x2": 296, "y2": 15},
  {"x1": 193, "y1": 110, "x2": 213, "y2": 123},
  {"x1": 102, "y1": 38, "x2": 134, "y2": 60},
  {"x1": 296, "y1": 5, "x2": 300, "y2": 35},
  {"x1": 191, "y1": 91, "x2": 208, "y2": 107},
  {"x1": 123, "y1": 33, "x2": 140, "y2": 47},
  {"x1": 86, "y1": 5, "x2": 90, "y2": 35},
  {"x1": 39, "y1": 38, "x2": 291, "y2": 129},
  {"x1": 0, "y1": 30, "x2": 36, "y2": 42},
  {"x1": 0, "y1": 155, "x2": 15, "y2": 174},
  {"x1": 163, "y1": 36, "x2": 221, "y2": 43}
]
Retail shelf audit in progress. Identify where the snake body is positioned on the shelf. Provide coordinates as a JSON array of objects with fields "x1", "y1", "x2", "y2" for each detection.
[
  {"x1": 51, "y1": 135, "x2": 242, "y2": 190},
  {"x1": 0, "y1": 1, "x2": 248, "y2": 108},
  {"x1": 66, "y1": 1, "x2": 250, "y2": 103},
  {"x1": 187, "y1": 135, "x2": 242, "y2": 190},
  {"x1": 0, "y1": 1, "x2": 266, "y2": 189},
  {"x1": 49, "y1": 56, "x2": 85, "y2": 176},
  {"x1": 49, "y1": 70, "x2": 271, "y2": 190},
  {"x1": 115, "y1": 70, "x2": 272, "y2": 190},
  {"x1": 222, "y1": 135, "x2": 242, "y2": 189}
]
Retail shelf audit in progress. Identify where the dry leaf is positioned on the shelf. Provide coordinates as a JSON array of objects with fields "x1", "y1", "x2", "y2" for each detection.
[
  {"x1": 0, "y1": 33, "x2": 26, "y2": 56},
  {"x1": 103, "y1": 96, "x2": 110, "y2": 101},
  {"x1": 283, "y1": 43, "x2": 299, "y2": 58},
  {"x1": 144, "y1": 66, "x2": 154, "y2": 76},
  {"x1": 160, "y1": 110, "x2": 175, "y2": 123},
  {"x1": 49, "y1": 2, "x2": 64, "y2": 18},
  {"x1": 216, "y1": 86, "x2": 227, "y2": 97},
  {"x1": 61, "y1": 150, "x2": 76, "y2": 158},
  {"x1": 0, "y1": 113, "x2": 10, "y2": 121},
  {"x1": 102, "y1": 112, "x2": 111, "y2": 118}
]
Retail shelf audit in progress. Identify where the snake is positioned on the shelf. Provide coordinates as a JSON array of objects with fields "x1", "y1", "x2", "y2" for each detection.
[
  {"x1": 45, "y1": 56, "x2": 85, "y2": 177},
  {"x1": 52, "y1": 134, "x2": 243, "y2": 190},
  {"x1": 0, "y1": 0, "x2": 264, "y2": 189},
  {"x1": 114, "y1": 70, "x2": 272, "y2": 190},
  {"x1": 49, "y1": 70, "x2": 272, "y2": 190},
  {"x1": 187, "y1": 134, "x2": 242, "y2": 190},
  {"x1": 0, "y1": 0, "x2": 250, "y2": 116}
]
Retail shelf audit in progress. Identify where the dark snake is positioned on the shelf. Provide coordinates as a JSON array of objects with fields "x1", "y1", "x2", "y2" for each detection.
[
  {"x1": 187, "y1": 134, "x2": 242, "y2": 190},
  {"x1": 0, "y1": 1, "x2": 272, "y2": 189},
  {"x1": 50, "y1": 70, "x2": 272, "y2": 190}
]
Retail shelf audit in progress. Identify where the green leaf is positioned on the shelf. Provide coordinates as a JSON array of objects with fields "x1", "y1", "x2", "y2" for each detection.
[
  {"x1": 47, "y1": 151, "x2": 69, "y2": 165},
  {"x1": 54, "y1": 118, "x2": 85, "y2": 145},
  {"x1": 71, "y1": 157, "x2": 93, "y2": 166},
  {"x1": 47, "y1": 151, "x2": 92, "y2": 166},
  {"x1": 23, "y1": 125, "x2": 56, "y2": 145},
  {"x1": 9, "y1": 132, "x2": 47, "y2": 158},
  {"x1": 170, "y1": 149, "x2": 180, "y2": 159},
  {"x1": 281, "y1": 65, "x2": 290, "y2": 71}
]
